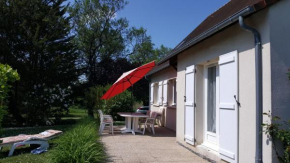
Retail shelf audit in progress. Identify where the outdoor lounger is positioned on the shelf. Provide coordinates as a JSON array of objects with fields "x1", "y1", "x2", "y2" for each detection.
[{"x1": 0, "y1": 129, "x2": 62, "y2": 156}]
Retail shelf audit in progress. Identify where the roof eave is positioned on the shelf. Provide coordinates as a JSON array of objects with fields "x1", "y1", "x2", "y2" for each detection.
[
  {"x1": 157, "y1": 6, "x2": 255, "y2": 65},
  {"x1": 146, "y1": 61, "x2": 171, "y2": 77}
]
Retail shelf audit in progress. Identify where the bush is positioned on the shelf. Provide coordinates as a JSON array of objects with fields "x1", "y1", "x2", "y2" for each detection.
[
  {"x1": 84, "y1": 85, "x2": 134, "y2": 121},
  {"x1": 262, "y1": 71, "x2": 290, "y2": 163},
  {"x1": 50, "y1": 118, "x2": 105, "y2": 163},
  {"x1": 263, "y1": 112, "x2": 290, "y2": 163},
  {"x1": 0, "y1": 64, "x2": 20, "y2": 127},
  {"x1": 287, "y1": 69, "x2": 290, "y2": 80}
]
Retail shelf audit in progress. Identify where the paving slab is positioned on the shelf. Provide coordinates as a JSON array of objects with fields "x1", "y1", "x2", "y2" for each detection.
[{"x1": 101, "y1": 126, "x2": 211, "y2": 163}]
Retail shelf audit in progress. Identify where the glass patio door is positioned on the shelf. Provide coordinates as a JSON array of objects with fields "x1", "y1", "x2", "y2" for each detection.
[{"x1": 204, "y1": 65, "x2": 219, "y2": 149}]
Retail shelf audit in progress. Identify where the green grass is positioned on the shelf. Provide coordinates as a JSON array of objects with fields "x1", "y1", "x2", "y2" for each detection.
[
  {"x1": 65, "y1": 107, "x2": 87, "y2": 117},
  {"x1": 0, "y1": 108, "x2": 105, "y2": 163}
]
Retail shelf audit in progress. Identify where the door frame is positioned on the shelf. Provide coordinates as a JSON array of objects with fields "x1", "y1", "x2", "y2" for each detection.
[{"x1": 203, "y1": 61, "x2": 220, "y2": 151}]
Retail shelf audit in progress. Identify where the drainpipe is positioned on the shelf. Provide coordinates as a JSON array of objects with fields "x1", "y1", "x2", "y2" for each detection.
[{"x1": 239, "y1": 16, "x2": 263, "y2": 163}]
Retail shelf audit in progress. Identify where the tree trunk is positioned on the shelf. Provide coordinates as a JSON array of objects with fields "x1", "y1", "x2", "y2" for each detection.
[
  {"x1": 88, "y1": 107, "x2": 94, "y2": 118},
  {"x1": 9, "y1": 83, "x2": 25, "y2": 125}
]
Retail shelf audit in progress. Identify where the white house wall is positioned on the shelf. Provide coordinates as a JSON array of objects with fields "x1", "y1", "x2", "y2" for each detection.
[
  {"x1": 268, "y1": 1, "x2": 290, "y2": 162},
  {"x1": 269, "y1": 0, "x2": 290, "y2": 126},
  {"x1": 176, "y1": 8, "x2": 273, "y2": 163},
  {"x1": 195, "y1": 65, "x2": 204, "y2": 145},
  {"x1": 150, "y1": 66, "x2": 177, "y2": 131}
]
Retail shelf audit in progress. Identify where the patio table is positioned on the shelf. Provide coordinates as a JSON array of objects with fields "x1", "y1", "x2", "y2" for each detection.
[{"x1": 117, "y1": 112, "x2": 149, "y2": 135}]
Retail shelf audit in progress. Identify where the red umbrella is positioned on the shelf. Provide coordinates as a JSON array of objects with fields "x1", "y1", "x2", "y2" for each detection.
[{"x1": 101, "y1": 61, "x2": 155, "y2": 100}]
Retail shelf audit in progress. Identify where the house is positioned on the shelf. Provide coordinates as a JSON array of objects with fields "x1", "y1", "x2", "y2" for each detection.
[{"x1": 146, "y1": 0, "x2": 290, "y2": 162}]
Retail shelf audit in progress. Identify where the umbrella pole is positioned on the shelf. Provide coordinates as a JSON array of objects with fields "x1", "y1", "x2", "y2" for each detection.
[
  {"x1": 131, "y1": 84, "x2": 134, "y2": 112},
  {"x1": 128, "y1": 79, "x2": 134, "y2": 113}
]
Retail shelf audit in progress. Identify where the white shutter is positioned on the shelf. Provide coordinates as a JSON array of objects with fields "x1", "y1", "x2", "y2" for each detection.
[
  {"x1": 158, "y1": 81, "x2": 163, "y2": 105},
  {"x1": 150, "y1": 83, "x2": 154, "y2": 104},
  {"x1": 163, "y1": 80, "x2": 168, "y2": 106},
  {"x1": 218, "y1": 51, "x2": 238, "y2": 163},
  {"x1": 185, "y1": 65, "x2": 195, "y2": 145}
]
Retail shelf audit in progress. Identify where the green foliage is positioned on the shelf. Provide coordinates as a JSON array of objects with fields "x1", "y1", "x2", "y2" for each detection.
[
  {"x1": 0, "y1": 64, "x2": 20, "y2": 125},
  {"x1": 23, "y1": 84, "x2": 74, "y2": 125},
  {"x1": 0, "y1": 0, "x2": 79, "y2": 125},
  {"x1": 69, "y1": 0, "x2": 128, "y2": 87},
  {"x1": 263, "y1": 111, "x2": 290, "y2": 163},
  {"x1": 84, "y1": 85, "x2": 134, "y2": 120},
  {"x1": 84, "y1": 86, "x2": 106, "y2": 117},
  {"x1": 153, "y1": 45, "x2": 172, "y2": 62},
  {"x1": 50, "y1": 117, "x2": 105, "y2": 163},
  {"x1": 287, "y1": 69, "x2": 290, "y2": 80},
  {"x1": 127, "y1": 27, "x2": 172, "y2": 65},
  {"x1": 107, "y1": 88, "x2": 134, "y2": 120},
  {"x1": 127, "y1": 27, "x2": 154, "y2": 64}
]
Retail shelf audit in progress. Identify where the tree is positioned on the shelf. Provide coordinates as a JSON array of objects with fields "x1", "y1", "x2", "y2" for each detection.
[
  {"x1": 69, "y1": 0, "x2": 128, "y2": 85},
  {"x1": 153, "y1": 45, "x2": 172, "y2": 62},
  {"x1": 69, "y1": 0, "x2": 132, "y2": 117},
  {"x1": 0, "y1": 64, "x2": 20, "y2": 127},
  {"x1": 70, "y1": 0, "x2": 172, "y2": 116},
  {"x1": 126, "y1": 27, "x2": 154, "y2": 64},
  {"x1": 0, "y1": 0, "x2": 78, "y2": 125},
  {"x1": 127, "y1": 27, "x2": 172, "y2": 64}
]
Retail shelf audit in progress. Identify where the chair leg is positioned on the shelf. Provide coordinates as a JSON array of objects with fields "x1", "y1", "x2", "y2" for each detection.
[
  {"x1": 99, "y1": 124, "x2": 102, "y2": 133},
  {"x1": 138, "y1": 122, "x2": 141, "y2": 130},
  {"x1": 111, "y1": 123, "x2": 114, "y2": 134},
  {"x1": 151, "y1": 124, "x2": 155, "y2": 135},
  {"x1": 100, "y1": 124, "x2": 105, "y2": 134},
  {"x1": 143, "y1": 123, "x2": 146, "y2": 135}
]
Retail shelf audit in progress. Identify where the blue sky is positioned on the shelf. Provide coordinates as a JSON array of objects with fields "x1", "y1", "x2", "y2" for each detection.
[
  {"x1": 67, "y1": 0, "x2": 229, "y2": 49},
  {"x1": 117, "y1": 0, "x2": 229, "y2": 48}
]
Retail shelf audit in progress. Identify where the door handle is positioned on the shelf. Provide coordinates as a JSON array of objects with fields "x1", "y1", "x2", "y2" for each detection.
[{"x1": 234, "y1": 95, "x2": 241, "y2": 107}]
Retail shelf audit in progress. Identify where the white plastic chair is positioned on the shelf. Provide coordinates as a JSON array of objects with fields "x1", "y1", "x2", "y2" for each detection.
[
  {"x1": 141, "y1": 111, "x2": 157, "y2": 135},
  {"x1": 98, "y1": 110, "x2": 114, "y2": 134},
  {"x1": 156, "y1": 107, "x2": 164, "y2": 126},
  {"x1": 138, "y1": 110, "x2": 151, "y2": 130},
  {"x1": 98, "y1": 109, "x2": 112, "y2": 119}
]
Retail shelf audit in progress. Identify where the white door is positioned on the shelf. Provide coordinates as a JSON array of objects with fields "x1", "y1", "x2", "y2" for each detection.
[
  {"x1": 204, "y1": 64, "x2": 219, "y2": 150},
  {"x1": 218, "y1": 51, "x2": 238, "y2": 163},
  {"x1": 184, "y1": 65, "x2": 195, "y2": 145}
]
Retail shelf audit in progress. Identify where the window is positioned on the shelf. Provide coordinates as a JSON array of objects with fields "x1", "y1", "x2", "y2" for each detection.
[
  {"x1": 153, "y1": 83, "x2": 159, "y2": 105},
  {"x1": 207, "y1": 66, "x2": 216, "y2": 133},
  {"x1": 172, "y1": 79, "x2": 177, "y2": 106},
  {"x1": 167, "y1": 78, "x2": 177, "y2": 106}
]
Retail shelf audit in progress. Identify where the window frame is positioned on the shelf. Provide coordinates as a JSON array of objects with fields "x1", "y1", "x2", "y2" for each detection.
[{"x1": 153, "y1": 82, "x2": 159, "y2": 106}]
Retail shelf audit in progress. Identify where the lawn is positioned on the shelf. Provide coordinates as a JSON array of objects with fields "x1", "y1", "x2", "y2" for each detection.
[{"x1": 0, "y1": 107, "x2": 97, "y2": 163}]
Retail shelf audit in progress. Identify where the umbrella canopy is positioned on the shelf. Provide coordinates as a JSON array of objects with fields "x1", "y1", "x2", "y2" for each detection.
[{"x1": 101, "y1": 61, "x2": 155, "y2": 100}]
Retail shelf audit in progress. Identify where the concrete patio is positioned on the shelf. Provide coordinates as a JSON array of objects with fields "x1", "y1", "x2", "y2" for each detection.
[{"x1": 101, "y1": 126, "x2": 211, "y2": 163}]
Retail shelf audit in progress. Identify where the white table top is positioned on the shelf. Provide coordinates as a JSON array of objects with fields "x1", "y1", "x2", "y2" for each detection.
[{"x1": 117, "y1": 112, "x2": 149, "y2": 118}]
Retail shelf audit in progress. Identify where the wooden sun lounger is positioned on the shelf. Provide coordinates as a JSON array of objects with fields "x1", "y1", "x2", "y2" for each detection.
[{"x1": 0, "y1": 129, "x2": 62, "y2": 156}]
